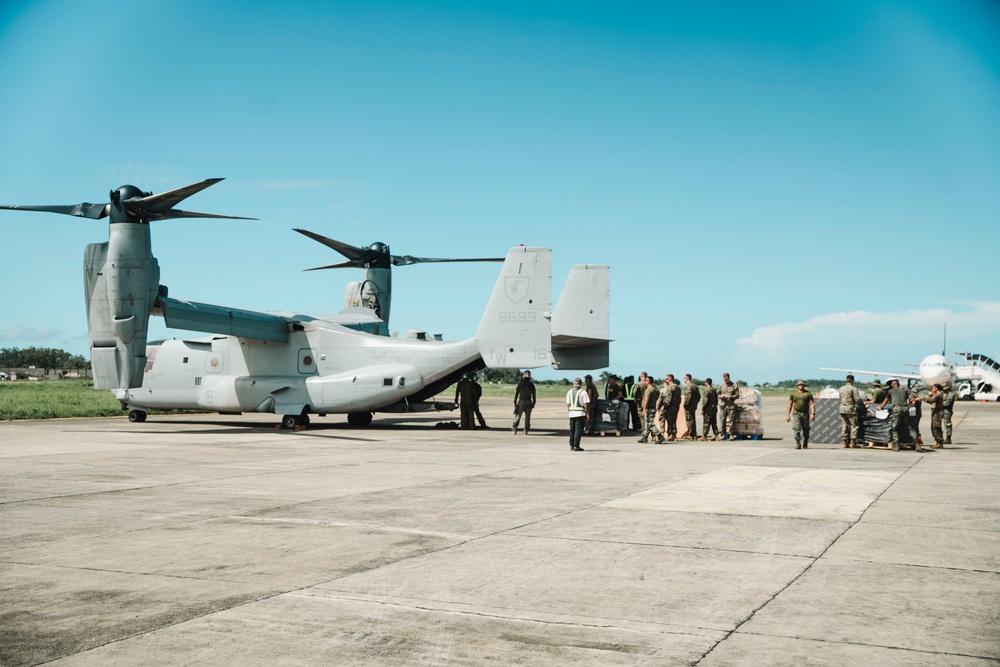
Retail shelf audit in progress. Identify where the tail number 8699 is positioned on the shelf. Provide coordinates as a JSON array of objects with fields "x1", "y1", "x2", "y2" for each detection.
[{"x1": 498, "y1": 311, "x2": 536, "y2": 323}]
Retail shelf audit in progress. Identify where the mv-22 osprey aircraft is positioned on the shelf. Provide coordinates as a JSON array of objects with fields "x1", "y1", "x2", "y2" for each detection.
[{"x1": 1, "y1": 178, "x2": 610, "y2": 429}]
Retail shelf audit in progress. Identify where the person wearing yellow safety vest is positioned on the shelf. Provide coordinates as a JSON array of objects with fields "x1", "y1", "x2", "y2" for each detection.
[{"x1": 566, "y1": 377, "x2": 590, "y2": 451}]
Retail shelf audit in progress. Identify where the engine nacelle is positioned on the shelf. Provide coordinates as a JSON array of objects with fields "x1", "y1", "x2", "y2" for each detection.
[
  {"x1": 305, "y1": 363, "x2": 423, "y2": 413},
  {"x1": 84, "y1": 221, "x2": 159, "y2": 389}
]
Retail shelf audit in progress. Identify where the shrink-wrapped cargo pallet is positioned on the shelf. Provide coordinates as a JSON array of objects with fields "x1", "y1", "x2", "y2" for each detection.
[
  {"x1": 732, "y1": 387, "x2": 764, "y2": 438},
  {"x1": 593, "y1": 399, "x2": 628, "y2": 434}
]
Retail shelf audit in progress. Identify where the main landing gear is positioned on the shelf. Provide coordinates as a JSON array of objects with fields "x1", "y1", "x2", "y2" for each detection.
[
  {"x1": 281, "y1": 414, "x2": 310, "y2": 430},
  {"x1": 128, "y1": 410, "x2": 147, "y2": 423},
  {"x1": 347, "y1": 411, "x2": 373, "y2": 427}
]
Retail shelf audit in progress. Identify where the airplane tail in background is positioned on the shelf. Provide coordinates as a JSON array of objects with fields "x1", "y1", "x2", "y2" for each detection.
[
  {"x1": 550, "y1": 264, "x2": 610, "y2": 370},
  {"x1": 475, "y1": 246, "x2": 551, "y2": 369}
]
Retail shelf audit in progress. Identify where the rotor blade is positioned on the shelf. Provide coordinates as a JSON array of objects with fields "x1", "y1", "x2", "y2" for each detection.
[
  {"x1": 303, "y1": 260, "x2": 359, "y2": 271},
  {"x1": 294, "y1": 228, "x2": 369, "y2": 263},
  {"x1": 145, "y1": 208, "x2": 258, "y2": 221},
  {"x1": 0, "y1": 202, "x2": 109, "y2": 219},
  {"x1": 127, "y1": 178, "x2": 226, "y2": 213},
  {"x1": 392, "y1": 255, "x2": 505, "y2": 266}
]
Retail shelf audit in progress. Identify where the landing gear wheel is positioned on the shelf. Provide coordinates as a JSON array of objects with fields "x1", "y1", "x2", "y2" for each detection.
[
  {"x1": 347, "y1": 411, "x2": 373, "y2": 427},
  {"x1": 128, "y1": 410, "x2": 147, "y2": 423},
  {"x1": 281, "y1": 414, "x2": 301, "y2": 430}
]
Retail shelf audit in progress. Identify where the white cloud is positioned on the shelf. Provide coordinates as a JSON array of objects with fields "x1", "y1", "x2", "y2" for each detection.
[
  {"x1": 2, "y1": 325, "x2": 65, "y2": 342},
  {"x1": 733, "y1": 303, "x2": 1000, "y2": 381}
]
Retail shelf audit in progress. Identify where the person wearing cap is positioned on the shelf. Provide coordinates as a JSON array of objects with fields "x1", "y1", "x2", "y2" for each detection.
[
  {"x1": 941, "y1": 384, "x2": 956, "y2": 445},
  {"x1": 632, "y1": 372, "x2": 649, "y2": 433},
  {"x1": 455, "y1": 372, "x2": 477, "y2": 430},
  {"x1": 512, "y1": 370, "x2": 536, "y2": 435},
  {"x1": 682, "y1": 374, "x2": 700, "y2": 440},
  {"x1": 865, "y1": 379, "x2": 886, "y2": 406},
  {"x1": 879, "y1": 378, "x2": 918, "y2": 451},
  {"x1": 919, "y1": 383, "x2": 945, "y2": 449},
  {"x1": 786, "y1": 380, "x2": 816, "y2": 449},
  {"x1": 700, "y1": 378, "x2": 720, "y2": 441},
  {"x1": 656, "y1": 374, "x2": 681, "y2": 441},
  {"x1": 718, "y1": 373, "x2": 740, "y2": 440},
  {"x1": 638, "y1": 375, "x2": 664, "y2": 444},
  {"x1": 566, "y1": 377, "x2": 590, "y2": 451},
  {"x1": 839, "y1": 374, "x2": 861, "y2": 448},
  {"x1": 605, "y1": 375, "x2": 622, "y2": 401}
]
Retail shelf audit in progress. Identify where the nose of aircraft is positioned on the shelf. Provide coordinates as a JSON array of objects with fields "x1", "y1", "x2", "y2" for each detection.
[{"x1": 919, "y1": 354, "x2": 954, "y2": 386}]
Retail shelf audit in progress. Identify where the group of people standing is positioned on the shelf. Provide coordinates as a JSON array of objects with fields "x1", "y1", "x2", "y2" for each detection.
[
  {"x1": 589, "y1": 372, "x2": 742, "y2": 445},
  {"x1": 786, "y1": 375, "x2": 956, "y2": 451},
  {"x1": 510, "y1": 371, "x2": 747, "y2": 452},
  {"x1": 460, "y1": 369, "x2": 958, "y2": 453}
]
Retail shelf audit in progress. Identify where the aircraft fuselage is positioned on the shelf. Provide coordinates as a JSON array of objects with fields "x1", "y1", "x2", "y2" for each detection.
[{"x1": 123, "y1": 322, "x2": 479, "y2": 416}]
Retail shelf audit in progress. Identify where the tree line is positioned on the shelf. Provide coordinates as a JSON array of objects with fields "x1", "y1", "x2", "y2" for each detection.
[{"x1": 0, "y1": 347, "x2": 89, "y2": 372}]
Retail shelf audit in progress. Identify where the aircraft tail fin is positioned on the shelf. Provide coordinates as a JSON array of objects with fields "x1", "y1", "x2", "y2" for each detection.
[
  {"x1": 550, "y1": 264, "x2": 610, "y2": 370},
  {"x1": 475, "y1": 246, "x2": 551, "y2": 368}
]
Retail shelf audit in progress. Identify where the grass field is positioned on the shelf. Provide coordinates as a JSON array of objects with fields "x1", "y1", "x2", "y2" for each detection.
[
  {"x1": 0, "y1": 379, "x2": 125, "y2": 420},
  {"x1": 0, "y1": 378, "x2": 831, "y2": 421}
]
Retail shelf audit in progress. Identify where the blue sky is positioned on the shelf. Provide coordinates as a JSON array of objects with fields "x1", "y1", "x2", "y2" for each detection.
[{"x1": 1, "y1": 0, "x2": 998, "y2": 383}]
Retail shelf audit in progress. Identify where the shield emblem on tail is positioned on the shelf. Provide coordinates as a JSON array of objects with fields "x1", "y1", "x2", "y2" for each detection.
[{"x1": 505, "y1": 276, "x2": 530, "y2": 304}]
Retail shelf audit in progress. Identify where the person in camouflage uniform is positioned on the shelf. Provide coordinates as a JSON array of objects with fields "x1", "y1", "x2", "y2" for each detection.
[
  {"x1": 700, "y1": 378, "x2": 719, "y2": 441},
  {"x1": 865, "y1": 379, "x2": 885, "y2": 406},
  {"x1": 718, "y1": 373, "x2": 740, "y2": 440},
  {"x1": 942, "y1": 385, "x2": 956, "y2": 444},
  {"x1": 633, "y1": 372, "x2": 648, "y2": 432},
  {"x1": 879, "y1": 379, "x2": 917, "y2": 451},
  {"x1": 838, "y1": 374, "x2": 861, "y2": 448},
  {"x1": 682, "y1": 374, "x2": 700, "y2": 440},
  {"x1": 920, "y1": 383, "x2": 945, "y2": 449},
  {"x1": 657, "y1": 374, "x2": 681, "y2": 442},
  {"x1": 638, "y1": 376, "x2": 664, "y2": 444},
  {"x1": 785, "y1": 380, "x2": 815, "y2": 449}
]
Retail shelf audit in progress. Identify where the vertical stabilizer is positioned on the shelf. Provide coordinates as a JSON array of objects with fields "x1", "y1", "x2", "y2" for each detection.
[
  {"x1": 475, "y1": 246, "x2": 551, "y2": 368},
  {"x1": 550, "y1": 264, "x2": 610, "y2": 369}
]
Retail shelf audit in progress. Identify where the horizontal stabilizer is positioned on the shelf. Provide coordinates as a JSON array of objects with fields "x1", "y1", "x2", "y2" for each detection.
[
  {"x1": 157, "y1": 296, "x2": 289, "y2": 342},
  {"x1": 550, "y1": 264, "x2": 610, "y2": 370}
]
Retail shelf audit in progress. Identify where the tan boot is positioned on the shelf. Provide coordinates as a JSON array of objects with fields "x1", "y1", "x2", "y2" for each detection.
[
  {"x1": 842, "y1": 441, "x2": 849, "y2": 448},
  {"x1": 697, "y1": 436, "x2": 707, "y2": 441},
  {"x1": 931, "y1": 442, "x2": 943, "y2": 449},
  {"x1": 850, "y1": 439, "x2": 857, "y2": 448}
]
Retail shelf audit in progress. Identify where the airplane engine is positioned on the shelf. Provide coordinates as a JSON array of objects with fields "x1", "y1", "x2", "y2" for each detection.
[
  {"x1": 1, "y1": 178, "x2": 251, "y2": 391},
  {"x1": 84, "y1": 222, "x2": 159, "y2": 390}
]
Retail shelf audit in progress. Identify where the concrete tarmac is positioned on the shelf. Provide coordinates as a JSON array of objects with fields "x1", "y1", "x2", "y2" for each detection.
[{"x1": 1, "y1": 395, "x2": 998, "y2": 666}]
